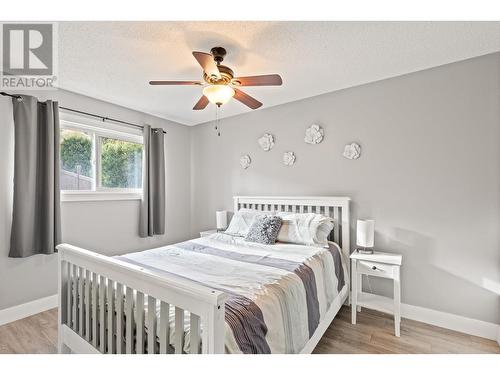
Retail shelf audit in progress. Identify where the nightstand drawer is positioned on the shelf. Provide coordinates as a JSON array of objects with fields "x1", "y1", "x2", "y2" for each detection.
[{"x1": 357, "y1": 260, "x2": 395, "y2": 279}]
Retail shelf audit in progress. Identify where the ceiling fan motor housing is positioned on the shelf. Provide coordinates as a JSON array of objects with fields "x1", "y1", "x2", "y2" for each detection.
[
  {"x1": 204, "y1": 64, "x2": 234, "y2": 84},
  {"x1": 210, "y1": 46, "x2": 227, "y2": 63},
  {"x1": 202, "y1": 47, "x2": 234, "y2": 84}
]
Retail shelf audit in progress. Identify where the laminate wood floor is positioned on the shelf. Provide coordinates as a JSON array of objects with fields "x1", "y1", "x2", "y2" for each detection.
[
  {"x1": 0, "y1": 308, "x2": 58, "y2": 354},
  {"x1": 0, "y1": 306, "x2": 498, "y2": 354},
  {"x1": 313, "y1": 306, "x2": 500, "y2": 354}
]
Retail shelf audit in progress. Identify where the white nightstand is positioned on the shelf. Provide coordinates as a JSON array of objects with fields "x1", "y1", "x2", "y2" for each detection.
[
  {"x1": 200, "y1": 229, "x2": 218, "y2": 238},
  {"x1": 350, "y1": 251, "x2": 403, "y2": 337}
]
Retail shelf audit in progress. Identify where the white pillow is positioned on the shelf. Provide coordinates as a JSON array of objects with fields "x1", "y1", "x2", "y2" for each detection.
[
  {"x1": 225, "y1": 208, "x2": 275, "y2": 237},
  {"x1": 276, "y1": 212, "x2": 334, "y2": 247}
]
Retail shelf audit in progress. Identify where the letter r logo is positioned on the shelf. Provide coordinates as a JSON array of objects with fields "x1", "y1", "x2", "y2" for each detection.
[{"x1": 2, "y1": 24, "x2": 53, "y2": 75}]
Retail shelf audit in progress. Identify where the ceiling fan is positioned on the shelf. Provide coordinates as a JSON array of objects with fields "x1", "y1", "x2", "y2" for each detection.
[{"x1": 149, "y1": 46, "x2": 283, "y2": 110}]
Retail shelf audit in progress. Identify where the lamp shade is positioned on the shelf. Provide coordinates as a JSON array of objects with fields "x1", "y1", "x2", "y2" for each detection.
[
  {"x1": 203, "y1": 85, "x2": 235, "y2": 105},
  {"x1": 216, "y1": 210, "x2": 228, "y2": 231},
  {"x1": 356, "y1": 219, "x2": 375, "y2": 248}
]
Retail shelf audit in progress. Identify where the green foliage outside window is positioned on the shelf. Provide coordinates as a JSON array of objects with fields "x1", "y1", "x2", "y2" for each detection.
[
  {"x1": 60, "y1": 133, "x2": 92, "y2": 177},
  {"x1": 101, "y1": 138, "x2": 142, "y2": 188},
  {"x1": 60, "y1": 133, "x2": 142, "y2": 188}
]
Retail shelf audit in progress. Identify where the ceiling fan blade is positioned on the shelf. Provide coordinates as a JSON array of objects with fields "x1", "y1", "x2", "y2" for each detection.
[
  {"x1": 193, "y1": 95, "x2": 209, "y2": 110},
  {"x1": 233, "y1": 88, "x2": 262, "y2": 109},
  {"x1": 149, "y1": 80, "x2": 202, "y2": 85},
  {"x1": 233, "y1": 74, "x2": 283, "y2": 86},
  {"x1": 192, "y1": 51, "x2": 221, "y2": 80}
]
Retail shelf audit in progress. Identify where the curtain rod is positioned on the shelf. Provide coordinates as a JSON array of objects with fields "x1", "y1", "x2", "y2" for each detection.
[{"x1": 0, "y1": 92, "x2": 166, "y2": 134}]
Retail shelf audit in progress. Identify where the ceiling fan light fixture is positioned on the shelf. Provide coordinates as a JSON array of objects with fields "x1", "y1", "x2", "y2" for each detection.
[
  {"x1": 203, "y1": 84, "x2": 235, "y2": 106},
  {"x1": 149, "y1": 47, "x2": 280, "y2": 111}
]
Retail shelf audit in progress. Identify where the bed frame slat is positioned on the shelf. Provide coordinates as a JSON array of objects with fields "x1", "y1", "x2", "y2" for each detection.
[
  {"x1": 72, "y1": 265, "x2": 77, "y2": 331},
  {"x1": 323, "y1": 206, "x2": 329, "y2": 218},
  {"x1": 107, "y1": 280, "x2": 115, "y2": 354},
  {"x1": 85, "y1": 269, "x2": 91, "y2": 341},
  {"x1": 125, "y1": 287, "x2": 134, "y2": 354},
  {"x1": 136, "y1": 291, "x2": 145, "y2": 354},
  {"x1": 174, "y1": 307, "x2": 184, "y2": 354},
  {"x1": 116, "y1": 283, "x2": 124, "y2": 354},
  {"x1": 159, "y1": 301, "x2": 170, "y2": 354},
  {"x1": 189, "y1": 313, "x2": 200, "y2": 354},
  {"x1": 333, "y1": 207, "x2": 340, "y2": 243},
  {"x1": 147, "y1": 296, "x2": 156, "y2": 354},
  {"x1": 91, "y1": 272, "x2": 98, "y2": 347},
  {"x1": 67, "y1": 264, "x2": 72, "y2": 330},
  {"x1": 78, "y1": 267, "x2": 84, "y2": 336},
  {"x1": 99, "y1": 275, "x2": 106, "y2": 352}
]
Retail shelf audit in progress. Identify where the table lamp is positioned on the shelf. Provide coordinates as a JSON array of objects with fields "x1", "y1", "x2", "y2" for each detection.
[
  {"x1": 356, "y1": 219, "x2": 375, "y2": 254},
  {"x1": 216, "y1": 210, "x2": 227, "y2": 232}
]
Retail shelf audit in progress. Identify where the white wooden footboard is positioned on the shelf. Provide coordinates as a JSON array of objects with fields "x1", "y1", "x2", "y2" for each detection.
[{"x1": 57, "y1": 244, "x2": 227, "y2": 354}]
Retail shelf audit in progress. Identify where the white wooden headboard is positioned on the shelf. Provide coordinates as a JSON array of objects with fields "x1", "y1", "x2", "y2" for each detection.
[{"x1": 233, "y1": 196, "x2": 351, "y2": 262}]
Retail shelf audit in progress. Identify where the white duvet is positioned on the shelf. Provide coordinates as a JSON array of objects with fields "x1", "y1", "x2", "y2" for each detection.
[{"x1": 118, "y1": 233, "x2": 347, "y2": 353}]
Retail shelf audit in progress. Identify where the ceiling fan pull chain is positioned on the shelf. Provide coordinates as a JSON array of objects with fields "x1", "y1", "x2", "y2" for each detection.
[
  {"x1": 216, "y1": 106, "x2": 221, "y2": 136},
  {"x1": 214, "y1": 105, "x2": 218, "y2": 132}
]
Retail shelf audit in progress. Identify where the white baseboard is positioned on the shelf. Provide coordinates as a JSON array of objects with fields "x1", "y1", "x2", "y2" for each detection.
[
  {"x1": 402, "y1": 303, "x2": 499, "y2": 342},
  {"x1": 0, "y1": 294, "x2": 58, "y2": 326},
  {"x1": 359, "y1": 293, "x2": 499, "y2": 343},
  {"x1": 1, "y1": 293, "x2": 499, "y2": 347}
]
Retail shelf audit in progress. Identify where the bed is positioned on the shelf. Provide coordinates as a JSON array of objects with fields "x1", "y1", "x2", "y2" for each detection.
[{"x1": 57, "y1": 196, "x2": 351, "y2": 354}]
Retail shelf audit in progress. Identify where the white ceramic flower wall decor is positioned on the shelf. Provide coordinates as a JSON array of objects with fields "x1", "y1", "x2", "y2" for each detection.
[
  {"x1": 343, "y1": 143, "x2": 361, "y2": 160},
  {"x1": 258, "y1": 133, "x2": 275, "y2": 151},
  {"x1": 283, "y1": 151, "x2": 296, "y2": 166},
  {"x1": 304, "y1": 124, "x2": 324, "y2": 144},
  {"x1": 240, "y1": 154, "x2": 251, "y2": 169}
]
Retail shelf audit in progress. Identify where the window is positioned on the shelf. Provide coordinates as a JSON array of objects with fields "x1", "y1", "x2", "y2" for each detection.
[{"x1": 59, "y1": 113, "x2": 143, "y2": 201}]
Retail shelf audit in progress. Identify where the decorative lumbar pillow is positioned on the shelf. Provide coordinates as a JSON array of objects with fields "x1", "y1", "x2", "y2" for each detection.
[
  {"x1": 276, "y1": 213, "x2": 334, "y2": 247},
  {"x1": 245, "y1": 215, "x2": 283, "y2": 245},
  {"x1": 225, "y1": 208, "x2": 275, "y2": 237}
]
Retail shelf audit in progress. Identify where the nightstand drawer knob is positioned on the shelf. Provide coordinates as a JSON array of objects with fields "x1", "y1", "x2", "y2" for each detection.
[{"x1": 372, "y1": 266, "x2": 377, "y2": 270}]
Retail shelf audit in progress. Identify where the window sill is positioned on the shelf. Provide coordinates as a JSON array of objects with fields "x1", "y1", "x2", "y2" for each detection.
[{"x1": 61, "y1": 191, "x2": 142, "y2": 202}]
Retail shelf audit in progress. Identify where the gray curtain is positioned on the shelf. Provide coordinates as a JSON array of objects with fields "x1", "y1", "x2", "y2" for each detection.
[
  {"x1": 9, "y1": 95, "x2": 61, "y2": 258},
  {"x1": 139, "y1": 125, "x2": 166, "y2": 237}
]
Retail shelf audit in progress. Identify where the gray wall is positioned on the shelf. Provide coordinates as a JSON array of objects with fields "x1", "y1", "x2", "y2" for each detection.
[
  {"x1": 1, "y1": 54, "x2": 498, "y2": 325},
  {"x1": 0, "y1": 89, "x2": 192, "y2": 310},
  {"x1": 190, "y1": 53, "x2": 500, "y2": 324}
]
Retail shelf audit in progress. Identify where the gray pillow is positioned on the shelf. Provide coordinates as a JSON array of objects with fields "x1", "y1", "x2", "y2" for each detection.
[{"x1": 245, "y1": 215, "x2": 283, "y2": 245}]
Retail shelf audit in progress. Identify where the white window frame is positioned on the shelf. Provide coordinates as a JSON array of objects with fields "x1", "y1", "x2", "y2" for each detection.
[{"x1": 60, "y1": 112, "x2": 144, "y2": 202}]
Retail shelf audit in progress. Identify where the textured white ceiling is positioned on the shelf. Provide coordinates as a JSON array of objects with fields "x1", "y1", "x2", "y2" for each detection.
[{"x1": 58, "y1": 21, "x2": 500, "y2": 125}]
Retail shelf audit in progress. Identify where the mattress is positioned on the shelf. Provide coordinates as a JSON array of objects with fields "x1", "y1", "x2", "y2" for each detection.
[{"x1": 115, "y1": 232, "x2": 347, "y2": 354}]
